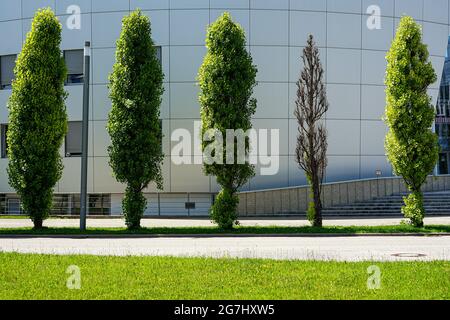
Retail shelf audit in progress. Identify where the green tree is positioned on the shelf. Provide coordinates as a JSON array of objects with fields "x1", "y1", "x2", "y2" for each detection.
[
  {"x1": 198, "y1": 13, "x2": 257, "y2": 230},
  {"x1": 385, "y1": 16, "x2": 438, "y2": 227},
  {"x1": 108, "y1": 10, "x2": 164, "y2": 229},
  {"x1": 7, "y1": 8, "x2": 67, "y2": 229}
]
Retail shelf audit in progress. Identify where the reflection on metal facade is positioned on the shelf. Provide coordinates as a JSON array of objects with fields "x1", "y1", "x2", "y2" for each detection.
[{"x1": 0, "y1": 0, "x2": 449, "y2": 215}]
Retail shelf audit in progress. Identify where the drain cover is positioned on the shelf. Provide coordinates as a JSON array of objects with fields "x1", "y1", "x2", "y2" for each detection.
[{"x1": 391, "y1": 253, "x2": 427, "y2": 258}]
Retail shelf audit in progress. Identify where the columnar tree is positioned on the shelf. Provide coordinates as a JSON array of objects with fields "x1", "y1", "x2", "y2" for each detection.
[
  {"x1": 295, "y1": 35, "x2": 329, "y2": 228},
  {"x1": 198, "y1": 13, "x2": 257, "y2": 230},
  {"x1": 7, "y1": 9, "x2": 67, "y2": 229},
  {"x1": 385, "y1": 16, "x2": 438, "y2": 227},
  {"x1": 108, "y1": 10, "x2": 164, "y2": 229}
]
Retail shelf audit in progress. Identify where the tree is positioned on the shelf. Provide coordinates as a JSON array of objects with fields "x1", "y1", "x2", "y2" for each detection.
[
  {"x1": 7, "y1": 9, "x2": 67, "y2": 229},
  {"x1": 294, "y1": 35, "x2": 329, "y2": 228},
  {"x1": 108, "y1": 10, "x2": 164, "y2": 229},
  {"x1": 198, "y1": 13, "x2": 257, "y2": 230},
  {"x1": 385, "y1": 16, "x2": 438, "y2": 227}
]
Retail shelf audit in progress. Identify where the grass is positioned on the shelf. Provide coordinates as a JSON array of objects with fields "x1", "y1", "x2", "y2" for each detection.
[
  {"x1": 0, "y1": 215, "x2": 30, "y2": 219},
  {"x1": 0, "y1": 224, "x2": 449, "y2": 236},
  {"x1": 0, "y1": 253, "x2": 448, "y2": 299}
]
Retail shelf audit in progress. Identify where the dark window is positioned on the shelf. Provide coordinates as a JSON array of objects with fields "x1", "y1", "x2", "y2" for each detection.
[
  {"x1": 439, "y1": 153, "x2": 449, "y2": 175},
  {"x1": 88, "y1": 194, "x2": 111, "y2": 215},
  {"x1": 7, "y1": 198, "x2": 21, "y2": 214},
  {"x1": 1, "y1": 124, "x2": 8, "y2": 158},
  {"x1": 155, "y1": 46, "x2": 162, "y2": 65},
  {"x1": 159, "y1": 119, "x2": 163, "y2": 152},
  {"x1": 185, "y1": 202, "x2": 196, "y2": 210},
  {"x1": 64, "y1": 50, "x2": 84, "y2": 84},
  {"x1": 0, "y1": 55, "x2": 16, "y2": 89},
  {"x1": 65, "y1": 121, "x2": 82, "y2": 157}
]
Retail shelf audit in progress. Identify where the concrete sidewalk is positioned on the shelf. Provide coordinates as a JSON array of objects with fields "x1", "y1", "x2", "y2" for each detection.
[{"x1": 0, "y1": 216, "x2": 449, "y2": 229}]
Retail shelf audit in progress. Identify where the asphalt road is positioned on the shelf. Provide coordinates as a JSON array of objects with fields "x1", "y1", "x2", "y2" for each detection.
[{"x1": 0, "y1": 235, "x2": 449, "y2": 261}]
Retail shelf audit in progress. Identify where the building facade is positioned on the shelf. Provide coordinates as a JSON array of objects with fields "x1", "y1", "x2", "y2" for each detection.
[
  {"x1": 436, "y1": 36, "x2": 450, "y2": 174},
  {"x1": 0, "y1": 0, "x2": 449, "y2": 215}
]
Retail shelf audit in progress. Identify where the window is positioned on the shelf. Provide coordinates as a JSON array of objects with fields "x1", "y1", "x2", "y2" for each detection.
[
  {"x1": 88, "y1": 194, "x2": 111, "y2": 215},
  {"x1": 0, "y1": 55, "x2": 16, "y2": 89},
  {"x1": 155, "y1": 46, "x2": 162, "y2": 65},
  {"x1": 7, "y1": 198, "x2": 21, "y2": 214},
  {"x1": 1, "y1": 124, "x2": 8, "y2": 159},
  {"x1": 158, "y1": 119, "x2": 163, "y2": 151},
  {"x1": 64, "y1": 50, "x2": 84, "y2": 84},
  {"x1": 65, "y1": 121, "x2": 82, "y2": 157}
]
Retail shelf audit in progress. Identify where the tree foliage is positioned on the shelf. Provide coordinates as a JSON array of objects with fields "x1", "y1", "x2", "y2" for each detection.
[
  {"x1": 198, "y1": 13, "x2": 257, "y2": 229},
  {"x1": 385, "y1": 16, "x2": 438, "y2": 227},
  {"x1": 7, "y1": 8, "x2": 67, "y2": 229},
  {"x1": 108, "y1": 9, "x2": 164, "y2": 229},
  {"x1": 295, "y1": 35, "x2": 328, "y2": 228}
]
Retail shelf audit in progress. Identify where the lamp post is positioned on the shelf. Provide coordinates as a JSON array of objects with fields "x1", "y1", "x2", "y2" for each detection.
[{"x1": 80, "y1": 41, "x2": 90, "y2": 231}]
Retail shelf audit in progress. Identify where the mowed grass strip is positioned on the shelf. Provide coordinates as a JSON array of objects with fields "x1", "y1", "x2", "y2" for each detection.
[
  {"x1": 0, "y1": 253, "x2": 448, "y2": 300},
  {"x1": 0, "y1": 224, "x2": 449, "y2": 235}
]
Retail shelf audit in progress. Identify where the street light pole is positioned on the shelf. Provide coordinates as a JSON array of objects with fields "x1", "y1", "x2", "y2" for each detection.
[{"x1": 80, "y1": 41, "x2": 91, "y2": 231}]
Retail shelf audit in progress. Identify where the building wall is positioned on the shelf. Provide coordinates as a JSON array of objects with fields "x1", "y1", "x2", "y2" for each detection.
[
  {"x1": 238, "y1": 174, "x2": 450, "y2": 216},
  {"x1": 0, "y1": 0, "x2": 449, "y2": 214}
]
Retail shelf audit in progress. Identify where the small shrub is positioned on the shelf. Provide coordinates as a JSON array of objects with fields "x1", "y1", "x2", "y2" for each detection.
[
  {"x1": 122, "y1": 186, "x2": 147, "y2": 229},
  {"x1": 210, "y1": 189, "x2": 239, "y2": 230},
  {"x1": 402, "y1": 192, "x2": 425, "y2": 228}
]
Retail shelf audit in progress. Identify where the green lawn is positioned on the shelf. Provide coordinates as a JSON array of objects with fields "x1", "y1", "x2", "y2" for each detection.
[
  {"x1": 0, "y1": 224, "x2": 449, "y2": 235},
  {"x1": 0, "y1": 253, "x2": 448, "y2": 299},
  {"x1": 0, "y1": 215, "x2": 31, "y2": 219}
]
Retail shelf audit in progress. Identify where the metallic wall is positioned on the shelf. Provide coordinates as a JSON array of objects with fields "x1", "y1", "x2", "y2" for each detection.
[{"x1": 0, "y1": 0, "x2": 449, "y2": 206}]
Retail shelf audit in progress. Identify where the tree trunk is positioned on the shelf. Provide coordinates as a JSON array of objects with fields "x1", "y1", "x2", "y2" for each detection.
[
  {"x1": 33, "y1": 217, "x2": 43, "y2": 229},
  {"x1": 413, "y1": 188, "x2": 425, "y2": 228},
  {"x1": 312, "y1": 174, "x2": 323, "y2": 228}
]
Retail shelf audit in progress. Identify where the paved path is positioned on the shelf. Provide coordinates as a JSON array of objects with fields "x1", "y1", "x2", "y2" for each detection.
[
  {"x1": 1, "y1": 216, "x2": 450, "y2": 229},
  {"x1": 0, "y1": 235, "x2": 449, "y2": 261}
]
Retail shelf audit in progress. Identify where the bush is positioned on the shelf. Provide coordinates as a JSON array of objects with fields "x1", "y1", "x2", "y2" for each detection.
[
  {"x1": 210, "y1": 189, "x2": 239, "y2": 230},
  {"x1": 7, "y1": 9, "x2": 67, "y2": 229},
  {"x1": 108, "y1": 10, "x2": 164, "y2": 229},
  {"x1": 402, "y1": 192, "x2": 425, "y2": 227},
  {"x1": 122, "y1": 186, "x2": 147, "y2": 228}
]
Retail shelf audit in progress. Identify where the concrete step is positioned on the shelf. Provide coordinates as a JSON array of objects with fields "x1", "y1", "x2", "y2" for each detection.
[
  {"x1": 322, "y1": 191, "x2": 450, "y2": 216},
  {"x1": 373, "y1": 196, "x2": 450, "y2": 200},
  {"x1": 322, "y1": 209, "x2": 450, "y2": 213},
  {"x1": 324, "y1": 208, "x2": 450, "y2": 212},
  {"x1": 322, "y1": 212, "x2": 450, "y2": 217},
  {"x1": 325, "y1": 203, "x2": 450, "y2": 207}
]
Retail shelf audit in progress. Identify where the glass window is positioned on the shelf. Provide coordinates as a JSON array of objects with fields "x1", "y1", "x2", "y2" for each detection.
[
  {"x1": 64, "y1": 50, "x2": 84, "y2": 84},
  {"x1": 155, "y1": 46, "x2": 162, "y2": 65},
  {"x1": 88, "y1": 194, "x2": 111, "y2": 215},
  {"x1": 65, "y1": 121, "x2": 82, "y2": 157},
  {"x1": 0, "y1": 55, "x2": 16, "y2": 89},
  {"x1": 7, "y1": 198, "x2": 21, "y2": 214},
  {"x1": 1, "y1": 124, "x2": 8, "y2": 159}
]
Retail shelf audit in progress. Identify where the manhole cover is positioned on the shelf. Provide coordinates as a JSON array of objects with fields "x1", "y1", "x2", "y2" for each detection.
[{"x1": 391, "y1": 253, "x2": 427, "y2": 258}]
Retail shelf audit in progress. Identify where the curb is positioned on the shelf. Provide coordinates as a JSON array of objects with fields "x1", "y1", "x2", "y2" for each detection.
[{"x1": 0, "y1": 233, "x2": 449, "y2": 239}]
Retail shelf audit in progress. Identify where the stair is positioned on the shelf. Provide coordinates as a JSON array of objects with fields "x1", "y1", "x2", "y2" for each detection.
[{"x1": 322, "y1": 191, "x2": 450, "y2": 217}]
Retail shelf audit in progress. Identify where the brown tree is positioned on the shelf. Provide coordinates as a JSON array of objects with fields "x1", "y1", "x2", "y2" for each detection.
[{"x1": 295, "y1": 35, "x2": 329, "y2": 227}]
